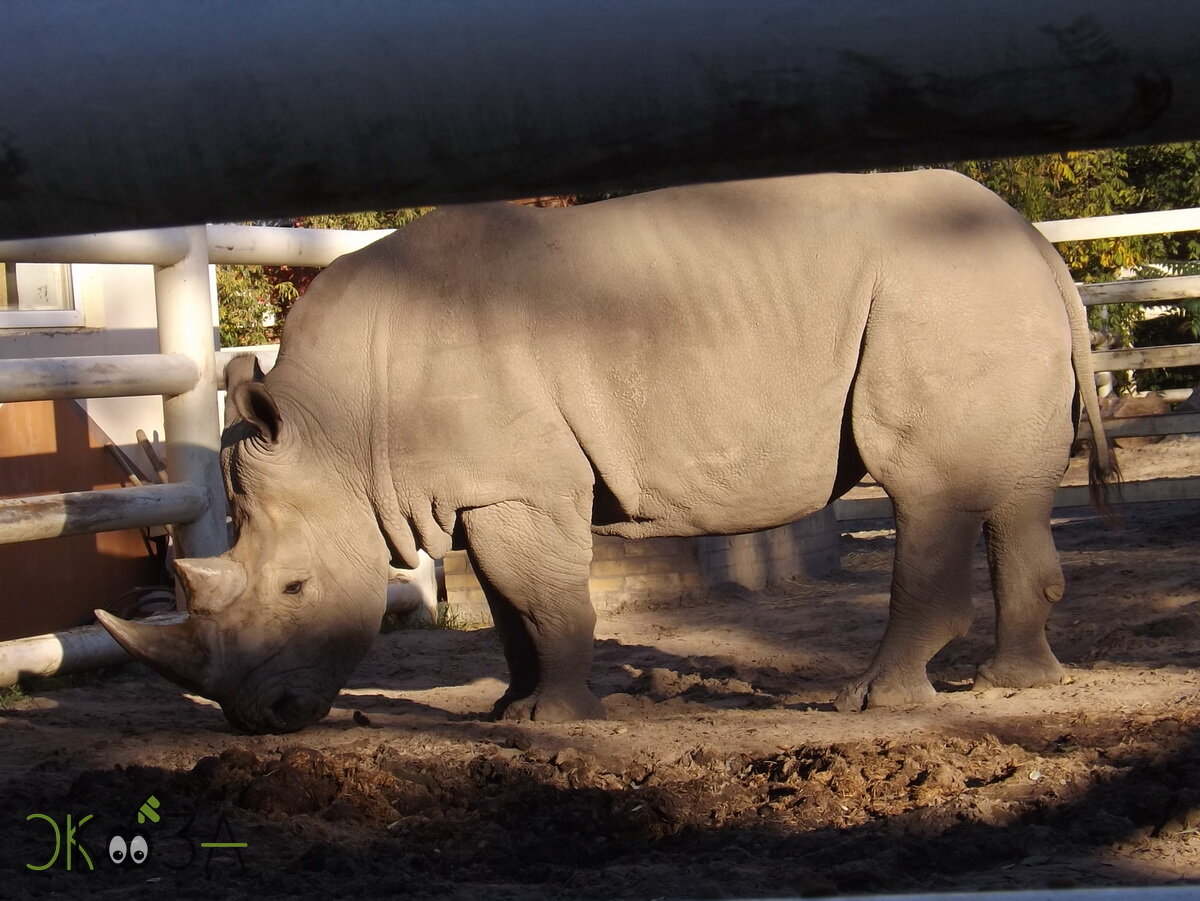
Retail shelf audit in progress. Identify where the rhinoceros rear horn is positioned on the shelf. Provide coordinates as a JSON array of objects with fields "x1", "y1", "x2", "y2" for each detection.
[
  {"x1": 94, "y1": 610, "x2": 214, "y2": 696},
  {"x1": 173, "y1": 557, "x2": 247, "y2": 615}
]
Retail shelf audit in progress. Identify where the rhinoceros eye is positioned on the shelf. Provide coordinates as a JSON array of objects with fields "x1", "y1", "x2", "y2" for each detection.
[{"x1": 283, "y1": 580, "x2": 306, "y2": 596}]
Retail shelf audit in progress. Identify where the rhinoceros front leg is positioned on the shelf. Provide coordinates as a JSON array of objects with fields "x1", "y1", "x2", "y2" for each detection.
[
  {"x1": 462, "y1": 500, "x2": 604, "y2": 722},
  {"x1": 835, "y1": 502, "x2": 983, "y2": 712}
]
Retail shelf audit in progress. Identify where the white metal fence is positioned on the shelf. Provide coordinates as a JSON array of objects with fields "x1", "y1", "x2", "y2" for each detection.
[{"x1": 1, "y1": 205, "x2": 1199, "y2": 680}]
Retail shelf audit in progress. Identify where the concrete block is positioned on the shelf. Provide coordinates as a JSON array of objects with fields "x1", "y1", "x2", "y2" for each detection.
[
  {"x1": 446, "y1": 588, "x2": 491, "y2": 623},
  {"x1": 726, "y1": 557, "x2": 768, "y2": 591},
  {"x1": 590, "y1": 557, "x2": 645, "y2": 577},
  {"x1": 643, "y1": 554, "x2": 702, "y2": 575},
  {"x1": 444, "y1": 571, "x2": 483, "y2": 592},
  {"x1": 623, "y1": 538, "x2": 688, "y2": 557},
  {"x1": 697, "y1": 535, "x2": 733, "y2": 553},
  {"x1": 624, "y1": 573, "x2": 684, "y2": 597},
  {"x1": 587, "y1": 576, "x2": 627, "y2": 596},
  {"x1": 592, "y1": 536, "x2": 627, "y2": 561}
]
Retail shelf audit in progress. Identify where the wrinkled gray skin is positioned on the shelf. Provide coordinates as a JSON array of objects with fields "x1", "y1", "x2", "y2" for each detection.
[{"x1": 97, "y1": 171, "x2": 1114, "y2": 733}]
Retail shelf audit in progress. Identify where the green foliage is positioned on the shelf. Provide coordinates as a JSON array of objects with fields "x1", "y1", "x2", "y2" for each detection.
[
  {"x1": 217, "y1": 208, "x2": 432, "y2": 348},
  {"x1": 1135, "y1": 259, "x2": 1200, "y2": 340},
  {"x1": 294, "y1": 209, "x2": 432, "y2": 231},
  {"x1": 0, "y1": 683, "x2": 26, "y2": 708},
  {"x1": 216, "y1": 265, "x2": 278, "y2": 347},
  {"x1": 380, "y1": 603, "x2": 481, "y2": 633}
]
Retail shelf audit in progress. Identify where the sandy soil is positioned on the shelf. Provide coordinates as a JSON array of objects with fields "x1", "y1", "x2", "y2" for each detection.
[{"x1": 4, "y1": 440, "x2": 1200, "y2": 899}]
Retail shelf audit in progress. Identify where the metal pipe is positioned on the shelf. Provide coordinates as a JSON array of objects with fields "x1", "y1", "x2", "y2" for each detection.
[
  {"x1": 2, "y1": 1, "x2": 1199, "y2": 238},
  {"x1": 203, "y1": 205, "x2": 1200, "y2": 272},
  {"x1": 386, "y1": 553, "x2": 439, "y2": 625},
  {"x1": 153, "y1": 226, "x2": 228, "y2": 559},
  {"x1": 206, "y1": 205, "x2": 1200, "y2": 270},
  {"x1": 0, "y1": 229, "x2": 190, "y2": 266},
  {"x1": 0, "y1": 483, "x2": 207, "y2": 545},
  {"x1": 0, "y1": 354, "x2": 198, "y2": 402},
  {"x1": 0, "y1": 612, "x2": 187, "y2": 687},
  {"x1": 206, "y1": 225, "x2": 391, "y2": 268}
]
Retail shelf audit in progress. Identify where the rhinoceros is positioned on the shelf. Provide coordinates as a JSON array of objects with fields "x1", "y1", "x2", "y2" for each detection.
[{"x1": 96, "y1": 170, "x2": 1114, "y2": 733}]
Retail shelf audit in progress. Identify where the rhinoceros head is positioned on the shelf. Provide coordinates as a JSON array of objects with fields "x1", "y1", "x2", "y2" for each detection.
[{"x1": 96, "y1": 355, "x2": 390, "y2": 733}]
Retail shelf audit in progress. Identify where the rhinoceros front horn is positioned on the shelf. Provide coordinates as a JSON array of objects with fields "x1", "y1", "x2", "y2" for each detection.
[{"x1": 94, "y1": 610, "x2": 214, "y2": 697}]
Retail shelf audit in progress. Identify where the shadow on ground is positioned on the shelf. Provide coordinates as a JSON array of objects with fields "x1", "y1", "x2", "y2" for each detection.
[{"x1": 6, "y1": 705, "x2": 1200, "y2": 900}]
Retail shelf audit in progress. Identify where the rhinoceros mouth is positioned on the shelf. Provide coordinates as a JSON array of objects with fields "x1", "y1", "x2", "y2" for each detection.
[{"x1": 221, "y1": 672, "x2": 334, "y2": 734}]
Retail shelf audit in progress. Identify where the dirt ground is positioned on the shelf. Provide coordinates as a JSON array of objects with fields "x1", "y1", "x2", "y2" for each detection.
[{"x1": 4, "y1": 440, "x2": 1200, "y2": 899}]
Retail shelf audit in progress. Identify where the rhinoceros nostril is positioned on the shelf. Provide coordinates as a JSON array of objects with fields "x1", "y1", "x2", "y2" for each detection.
[
  {"x1": 222, "y1": 683, "x2": 333, "y2": 734},
  {"x1": 268, "y1": 690, "x2": 325, "y2": 733}
]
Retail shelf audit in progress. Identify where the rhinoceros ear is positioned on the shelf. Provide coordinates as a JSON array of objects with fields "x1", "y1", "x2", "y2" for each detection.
[
  {"x1": 223, "y1": 354, "x2": 266, "y2": 429},
  {"x1": 230, "y1": 380, "x2": 283, "y2": 444}
]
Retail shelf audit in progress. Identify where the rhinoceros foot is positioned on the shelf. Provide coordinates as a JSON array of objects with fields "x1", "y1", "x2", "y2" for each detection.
[
  {"x1": 493, "y1": 686, "x2": 606, "y2": 723},
  {"x1": 834, "y1": 672, "x2": 937, "y2": 713},
  {"x1": 974, "y1": 654, "x2": 1066, "y2": 692}
]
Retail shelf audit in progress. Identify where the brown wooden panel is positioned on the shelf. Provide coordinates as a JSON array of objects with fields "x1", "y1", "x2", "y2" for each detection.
[{"x1": 0, "y1": 400, "x2": 160, "y2": 641}]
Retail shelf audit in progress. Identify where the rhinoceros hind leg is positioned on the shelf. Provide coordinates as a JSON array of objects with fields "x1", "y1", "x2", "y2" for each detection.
[
  {"x1": 836, "y1": 503, "x2": 984, "y2": 712},
  {"x1": 974, "y1": 492, "x2": 1067, "y2": 691},
  {"x1": 463, "y1": 499, "x2": 604, "y2": 723}
]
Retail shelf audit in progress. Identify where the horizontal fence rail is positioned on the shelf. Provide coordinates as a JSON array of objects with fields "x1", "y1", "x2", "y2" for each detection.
[
  {"x1": 1034, "y1": 207, "x2": 1200, "y2": 243},
  {"x1": 206, "y1": 224, "x2": 390, "y2": 267},
  {"x1": 0, "y1": 483, "x2": 207, "y2": 545},
  {"x1": 1092, "y1": 345, "x2": 1200, "y2": 373},
  {"x1": 2, "y1": 211, "x2": 1195, "y2": 272},
  {"x1": 0, "y1": 354, "x2": 199, "y2": 402},
  {"x1": 1077, "y1": 412, "x2": 1200, "y2": 441},
  {"x1": 1080, "y1": 275, "x2": 1200, "y2": 307},
  {"x1": 0, "y1": 228, "x2": 191, "y2": 266},
  {"x1": 0, "y1": 612, "x2": 188, "y2": 686},
  {"x1": 835, "y1": 478, "x2": 1200, "y2": 523}
]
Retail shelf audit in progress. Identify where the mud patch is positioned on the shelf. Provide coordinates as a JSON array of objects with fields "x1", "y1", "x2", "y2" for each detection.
[{"x1": 8, "y1": 716, "x2": 1200, "y2": 899}]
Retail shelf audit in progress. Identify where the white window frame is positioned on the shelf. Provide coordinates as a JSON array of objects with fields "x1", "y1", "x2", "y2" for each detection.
[{"x1": 0, "y1": 263, "x2": 85, "y2": 328}]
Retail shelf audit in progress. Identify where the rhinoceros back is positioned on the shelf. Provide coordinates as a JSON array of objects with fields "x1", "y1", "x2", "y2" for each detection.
[{"x1": 275, "y1": 171, "x2": 1067, "y2": 540}]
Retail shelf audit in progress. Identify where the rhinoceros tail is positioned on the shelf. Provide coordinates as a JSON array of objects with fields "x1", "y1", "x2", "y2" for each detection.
[{"x1": 1037, "y1": 238, "x2": 1122, "y2": 524}]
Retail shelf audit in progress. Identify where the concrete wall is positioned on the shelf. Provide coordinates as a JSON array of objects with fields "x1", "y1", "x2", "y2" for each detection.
[{"x1": 443, "y1": 506, "x2": 839, "y2": 623}]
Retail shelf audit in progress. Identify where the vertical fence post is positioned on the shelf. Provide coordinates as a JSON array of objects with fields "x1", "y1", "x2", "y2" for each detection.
[{"x1": 154, "y1": 226, "x2": 228, "y2": 563}]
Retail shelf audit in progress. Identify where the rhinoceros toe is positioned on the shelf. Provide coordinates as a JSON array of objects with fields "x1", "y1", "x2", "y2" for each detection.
[
  {"x1": 974, "y1": 655, "x2": 1066, "y2": 692},
  {"x1": 835, "y1": 672, "x2": 937, "y2": 712},
  {"x1": 494, "y1": 687, "x2": 606, "y2": 723}
]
